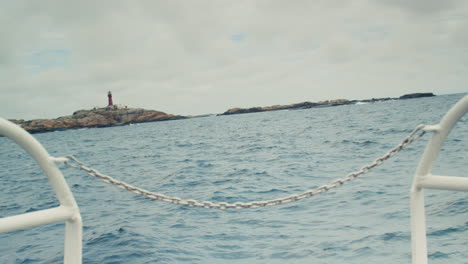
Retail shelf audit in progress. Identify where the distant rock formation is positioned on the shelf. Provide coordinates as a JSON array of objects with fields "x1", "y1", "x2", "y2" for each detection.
[
  {"x1": 219, "y1": 93, "x2": 436, "y2": 116},
  {"x1": 9, "y1": 92, "x2": 437, "y2": 132},
  {"x1": 399, "y1": 93, "x2": 435, "y2": 99},
  {"x1": 10, "y1": 107, "x2": 187, "y2": 133},
  {"x1": 221, "y1": 99, "x2": 350, "y2": 115}
]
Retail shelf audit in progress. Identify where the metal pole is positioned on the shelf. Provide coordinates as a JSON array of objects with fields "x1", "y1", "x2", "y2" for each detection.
[
  {"x1": 411, "y1": 95, "x2": 468, "y2": 264},
  {"x1": 0, "y1": 118, "x2": 82, "y2": 264}
]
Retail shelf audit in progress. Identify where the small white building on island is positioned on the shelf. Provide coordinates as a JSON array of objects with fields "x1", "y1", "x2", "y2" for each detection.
[{"x1": 105, "y1": 91, "x2": 128, "y2": 110}]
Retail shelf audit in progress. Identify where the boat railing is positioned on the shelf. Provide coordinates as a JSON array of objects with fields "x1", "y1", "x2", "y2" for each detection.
[
  {"x1": 411, "y1": 95, "x2": 468, "y2": 264},
  {"x1": 0, "y1": 118, "x2": 82, "y2": 264},
  {"x1": 0, "y1": 95, "x2": 466, "y2": 264}
]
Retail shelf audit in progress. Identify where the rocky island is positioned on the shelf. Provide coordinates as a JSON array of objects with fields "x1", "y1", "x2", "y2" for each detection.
[
  {"x1": 8, "y1": 92, "x2": 435, "y2": 133},
  {"x1": 220, "y1": 93, "x2": 435, "y2": 116},
  {"x1": 9, "y1": 92, "x2": 187, "y2": 133},
  {"x1": 10, "y1": 107, "x2": 187, "y2": 134}
]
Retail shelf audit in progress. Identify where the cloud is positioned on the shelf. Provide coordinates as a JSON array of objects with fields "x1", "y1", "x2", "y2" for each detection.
[
  {"x1": 1, "y1": 0, "x2": 467, "y2": 119},
  {"x1": 377, "y1": 0, "x2": 461, "y2": 15}
]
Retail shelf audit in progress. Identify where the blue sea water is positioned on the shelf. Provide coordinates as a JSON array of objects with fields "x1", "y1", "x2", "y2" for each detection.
[{"x1": 1, "y1": 93, "x2": 467, "y2": 264}]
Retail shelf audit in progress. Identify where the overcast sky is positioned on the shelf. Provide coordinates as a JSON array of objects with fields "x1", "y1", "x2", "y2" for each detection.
[{"x1": 1, "y1": 0, "x2": 467, "y2": 120}]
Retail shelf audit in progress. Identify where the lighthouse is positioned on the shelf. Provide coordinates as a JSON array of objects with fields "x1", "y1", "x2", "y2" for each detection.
[{"x1": 108, "y1": 91, "x2": 113, "y2": 106}]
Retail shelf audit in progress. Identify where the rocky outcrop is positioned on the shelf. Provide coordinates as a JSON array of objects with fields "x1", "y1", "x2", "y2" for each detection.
[
  {"x1": 399, "y1": 93, "x2": 435, "y2": 99},
  {"x1": 219, "y1": 93, "x2": 436, "y2": 116},
  {"x1": 10, "y1": 107, "x2": 187, "y2": 133},
  {"x1": 220, "y1": 99, "x2": 351, "y2": 115}
]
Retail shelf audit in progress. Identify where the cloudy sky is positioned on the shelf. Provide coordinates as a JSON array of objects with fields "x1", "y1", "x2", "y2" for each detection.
[{"x1": 1, "y1": 0, "x2": 467, "y2": 120}]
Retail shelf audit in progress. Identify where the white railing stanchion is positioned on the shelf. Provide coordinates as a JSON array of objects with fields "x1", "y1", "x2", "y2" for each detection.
[
  {"x1": 411, "y1": 95, "x2": 468, "y2": 264},
  {"x1": 0, "y1": 118, "x2": 82, "y2": 264}
]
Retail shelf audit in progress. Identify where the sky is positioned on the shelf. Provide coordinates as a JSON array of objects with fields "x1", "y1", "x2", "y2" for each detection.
[{"x1": 1, "y1": 0, "x2": 468, "y2": 120}]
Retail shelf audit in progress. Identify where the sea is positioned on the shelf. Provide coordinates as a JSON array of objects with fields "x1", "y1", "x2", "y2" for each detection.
[{"x1": 1, "y1": 93, "x2": 467, "y2": 264}]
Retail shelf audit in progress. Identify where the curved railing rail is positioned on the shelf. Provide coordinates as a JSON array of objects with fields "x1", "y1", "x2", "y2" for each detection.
[
  {"x1": 0, "y1": 118, "x2": 82, "y2": 264},
  {"x1": 411, "y1": 95, "x2": 468, "y2": 264}
]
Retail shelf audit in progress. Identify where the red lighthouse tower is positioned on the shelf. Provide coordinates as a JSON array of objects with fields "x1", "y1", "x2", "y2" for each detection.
[{"x1": 108, "y1": 91, "x2": 113, "y2": 106}]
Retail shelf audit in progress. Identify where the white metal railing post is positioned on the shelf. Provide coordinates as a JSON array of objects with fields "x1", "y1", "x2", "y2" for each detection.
[
  {"x1": 0, "y1": 118, "x2": 82, "y2": 264},
  {"x1": 411, "y1": 95, "x2": 468, "y2": 264}
]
